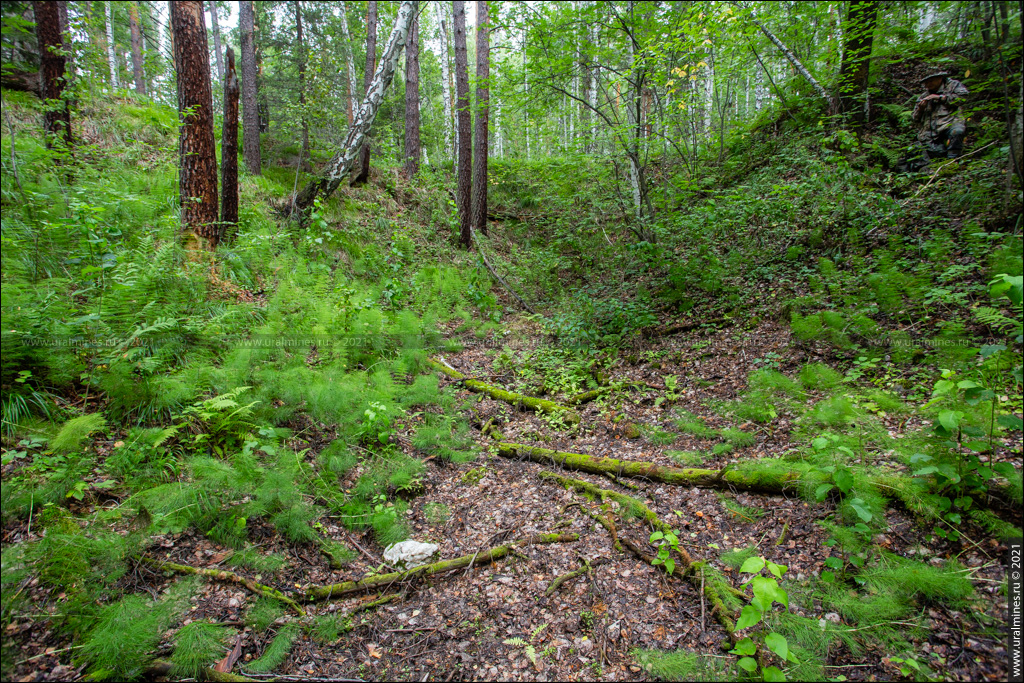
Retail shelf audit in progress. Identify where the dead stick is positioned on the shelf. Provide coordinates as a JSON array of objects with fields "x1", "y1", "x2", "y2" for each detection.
[
  {"x1": 137, "y1": 556, "x2": 305, "y2": 616},
  {"x1": 545, "y1": 558, "x2": 610, "y2": 596},
  {"x1": 304, "y1": 533, "x2": 578, "y2": 602}
]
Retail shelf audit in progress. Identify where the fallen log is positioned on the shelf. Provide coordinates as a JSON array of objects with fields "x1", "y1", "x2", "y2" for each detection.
[
  {"x1": 305, "y1": 532, "x2": 578, "y2": 602},
  {"x1": 137, "y1": 556, "x2": 305, "y2": 616},
  {"x1": 545, "y1": 557, "x2": 609, "y2": 596},
  {"x1": 427, "y1": 359, "x2": 580, "y2": 424},
  {"x1": 498, "y1": 442, "x2": 801, "y2": 493}
]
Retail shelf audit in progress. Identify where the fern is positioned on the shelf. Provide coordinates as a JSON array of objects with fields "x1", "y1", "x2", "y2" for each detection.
[
  {"x1": 244, "y1": 622, "x2": 300, "y2": 673},
  {"x1": 974, "y1": 306, "x2": 1023, "y2": 337},
  {"x1": 170, "y1": 622, "x2": 230, "y2": 678}
]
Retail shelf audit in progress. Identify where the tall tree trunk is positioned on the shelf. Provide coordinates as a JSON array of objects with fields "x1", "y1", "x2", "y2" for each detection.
[
  {"x1": 404, "y1": 1, "x2": 421, "y2": 177},
  {"x1": 295, "y1": 0, "x2": 310, "y2": 171},
  {"x1": 33, "y1": 0, "x2": 72, "y2": 147},
  {"x1": 254, "y1": 5, "x2": 269, "y2": 132},
  {"x1": 453, "y1": 0, "x2": 472, "y2": 248},
  {"x1": 836, "y1": 0, "x2": 878, "y2": 124},
  {"x1": 57, "y1": 0, "x2": 73, "y2": 77},
  {"x1": 239, "y1": 0, "x2": 261, "y2": 175},
  {"x1": 171, "y1": 0, "x2": 219, "y2": 248},
  {"x1": 221, "y1": 47, "x2": 239, "y2": 229},
  {"x1": 127, "y1": 2, "x2": 147, "y2": 95},
  {"x1": 437, "y1": 3, "x2": 454, "y2": 161},
  {"x1": 471, "y1": 0, "x2": 489, "y2": 234},
  {"x1": 293, "y1": 0, "x2": 416, "y2": 211},
  {"x1": 355, "y1": 1, "x2": 378, "y2": 184},
  {"x1": 105, "y1": 1, "x2": 118, "y2": 89},
  {"x1": 209, "y1": 1, "x2": 223, "y2": 82},
  {"x1": 338, "y1": 3, "x2": 360, "y2": 125}
]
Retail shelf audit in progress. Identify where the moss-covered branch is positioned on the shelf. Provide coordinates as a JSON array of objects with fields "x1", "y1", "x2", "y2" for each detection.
[
  {"x1": 500, "y1": 442, "x2": 801, "y2": 493},
  {"x1": 304, "y1": 532, "x2": 579, "y2": 602},
  {"x1": 544, "y1": 557, "x2": 609, "y2": 596},
  {"x1": 137, "y1": 556, "x2": 306, "y2": 616},
  {"x1": 427, "y1": 359, "x2": 580, "y2": 424},
  {"x1": 147, "y1": 659, "x2": 258, "y2": 682}
]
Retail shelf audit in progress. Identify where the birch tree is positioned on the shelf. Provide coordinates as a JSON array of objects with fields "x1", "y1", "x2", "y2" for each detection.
[
  {"x1": 437, "y1": 1, "x2": 454, "y2": 160},
  {"x1": 404, "y1": 1, "x2": 421, "y2": 177},
  {"x1": 337, "y1": 2, "x2": 360, "y2": 123},
  {"x1": 105, "y1": 1, "x2": 118, "y2": 89},
  {"x1": 293, "y1": 0, "x2": 416, "y2": 211}
]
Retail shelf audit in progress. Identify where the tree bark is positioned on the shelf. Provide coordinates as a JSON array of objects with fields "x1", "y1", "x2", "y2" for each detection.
[
  {"x1": 355, "y1": 1, "x2": 378, "y2": 184},
  {"x1": 836, "y1": 0, "x2": 878, "y2": 124},
  {"x1": 404, "y1": 1, "x2": 421, "y2": 177},
  {"x1": 104, "y1": 0, "x2": 118, "y2": 89},
  {"x1": 171, "y1": 0, "x2": 219, "y2": 249},
  {"x1": 32, "y1": 1, "x2": 72, "y2": 147},
  {"x1": 221, "y1": 47, "x2": 239, "y2": 229},
  {"x1": 208, "y1": 1, "x2": 223, "y2": 82},
  {"x1": 751, "y1": 17, "x2": 828, "y2": 99},
  {"x1": 294, "y1": 0, "x2": 310, "y2": 172},
  {"x1": 471, "y1": 0, "x2": 489, "y2": 234},
  {"x1": 293, "y1": 0, "x2": 416, "y2": 211},
  {"x1": 337, "y1": 2, "x2": 360, "y2": 125},
  {"x1": 239, "y1": 0, "x2": 261, "y2": 175},
  {"x1": 437, "y1": 3, "x2": 454, "y2": 160},
  {"x1": 453, "y1": 0, "x2": 472, "y2": 248},
  {"x1": 127, "y1": 1, "x2": 147, "y2": 95}
]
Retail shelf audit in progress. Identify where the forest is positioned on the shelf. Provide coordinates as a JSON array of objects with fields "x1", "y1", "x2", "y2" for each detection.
[{"x1": 0, "y1": 0, "x2": 1022, "y2": 681}]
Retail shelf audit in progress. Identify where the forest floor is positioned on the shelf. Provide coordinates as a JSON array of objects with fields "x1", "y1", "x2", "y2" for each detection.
[{"x1": 3, "y1": 306, "x2": 1017, "y2": 682}]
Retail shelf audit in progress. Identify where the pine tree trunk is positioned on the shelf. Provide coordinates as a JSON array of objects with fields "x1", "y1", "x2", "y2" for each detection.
[
  {"x1": 221, "y1": 47, "x2": 239, "y2": 229},
  {"x1": 453, "y1": 0, "x2": 472, "y2": 248},
  {"x1": 33, "y1": 1, "x2": 72, "y2": 147},
  {"x1": 295, "y1": 0, "x2": 310, "y2": 172},
  {"x1": 239, "y1": 0, "x2": 261, "y2": 175},
  {"x1": 209, "y1": 1, "x2": 223, "y2": 82},
  {"x1": 471, "y1": 0, "x2": 489, "y2": 234},
  {"x1": 105, "y1": 0, "x2": 118, "y2": 89},
  {"x1": 338, "y1": 3, "x2": 360, "y2": 125},
  {"x1": 293, "y1": 0, "x2": 415, "y2": 211},
  {"x1": 128, "y1": 2, "x2": 147, "y2": 95},
  {"x1": 404, "y1": 1, "x2": 421, "y2": 177},
  {"x1": 437, "y1": 3, "x2": 454, "y2": 161},
  {"x1": 171, "y1": 0, "x2": 219, "y2": 249},
  {"x1": 836, "y1": 0, "x2": 878, "y2": 124},
  {"x1": 355, "y1": 1, "x2": 378, "y2": 184}
]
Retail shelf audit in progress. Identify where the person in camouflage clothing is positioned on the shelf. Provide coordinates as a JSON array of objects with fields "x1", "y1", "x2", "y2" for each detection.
[{"x1": 912, "y1": 71, "x2": 969, "y2": 161}]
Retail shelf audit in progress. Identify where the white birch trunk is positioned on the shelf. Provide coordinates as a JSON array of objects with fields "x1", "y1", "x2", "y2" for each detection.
[
  {"x1": 495, "y1": 95, "x2": 503, "y2": 158},
  {"x1": 106, "y1": 1, "x2": 118, "y2": 89},
  {"x1": 437, "y1": 2, "x2": 454, "y2": 160},
  {"x1": 296, "y1": 0, "x2": 416, "y2": 207},
  {"x1": 337, "y1": 2, "x2": 360, "y2": 124},
  {"x1": 523, "y1": 28, "x2": 530, "y2": 160},
  {"x1": 703, "y1": 49, "x2": 713, "y2": 135},
  {"x1": 752, "y1": 17, "x2": 828, "y2": 99}
]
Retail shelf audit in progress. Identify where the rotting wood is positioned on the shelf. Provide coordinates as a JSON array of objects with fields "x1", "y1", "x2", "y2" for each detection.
[
  {"x1": 137, "y1": 556, "x2": 305, "y2": 616},
  {"x1": 304, "y1": 532, "x2": 579, "y2": 602},
  {"x1": 500, "y1": 443, "x2": 801, "y2": 493},
  {"x1": 471, "y1": 228, "x2": 536, "y2": 314},
  {"x1": 147, "y1": 659, "x2": 256, "y2": 682},
  {"x1": 427, "y1": 359, "x2": 579, "y2": 423}
]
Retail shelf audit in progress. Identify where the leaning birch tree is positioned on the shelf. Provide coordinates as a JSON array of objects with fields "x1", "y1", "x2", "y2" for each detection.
[{"x1": 293, "y1": 0, "x2": 417, "y2": 211}]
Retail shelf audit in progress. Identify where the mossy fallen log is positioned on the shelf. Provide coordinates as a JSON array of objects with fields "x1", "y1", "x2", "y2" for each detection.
[
  {"x1": 427, "y1": 359, "x2": 580, "y2": 424},
  {"x1": 147, "y1": 659, "x2": 258, "y2": 682},
  {"x1": 305, "y1": 532, "x2": 579, "y2": 602},
  {"x1": 499, "y1": 442, "x2": 801, "y2": 493},
  {"x1": 137, "y1": 556, "x2": 305, "y2": 616}
]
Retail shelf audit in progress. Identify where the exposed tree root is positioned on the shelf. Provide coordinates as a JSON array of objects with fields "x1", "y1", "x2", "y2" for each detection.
[
  {"x1": 499, "y1": 442, "x2": 801, "y2": 493},
  {"x1": 541, "y1": 471, "x2": 741, "y2": 645},
  {"x1": 137, "y1": 556, "x2": 306, "y2": 616},
  {"x1": 544, "y1": 557, "x2": 609, "y2": 596},
  {"x1": 428, "y1": 359, "x2": 580, "y2": 424},
  {"x1": 304, "y1": 532, "x2": 579, "y2": 602}
]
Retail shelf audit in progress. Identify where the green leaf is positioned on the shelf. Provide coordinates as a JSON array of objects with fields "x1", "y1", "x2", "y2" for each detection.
[
  {"x1": 765, "y1": 633, "x2": 789, "y2": 661},
  {"x1": 833, "y1": 468, "x2": 854, "y2": 494},
  {"x1": 997, "y1": 415, "x2": 1023, "y2": 431},
  {"x1": 824, "y1": 556, "x2": 844, "y2": 570},
  {"x1": 735, "y1": 605, "x2": 762, "y2": 631},
  {"x1": 739, "y1": 556, "x2": 766, "y2": 574},
  {"x1": 814, "y1": 484, "x2": 834, "y2": 501},
  {"x1": 737, "y1": 656, "x2": 758, "y2": 672},
  {"x1": 731, "y1": 637, "x2": 757, "y2": 656},
  {"x1": 938, "y1": 410, "x2": 964, "y2": 432},
  {"x1": 821, "y1": 570, "x2": 835, "y2": 583},
  {"x1": 812, "y1": 436, "x2": 830, "y2": 450},
  {"x1": 765, "y1": 561, "x2": 787, "y2": 579},
  {"x1": 850, "y1": 501, "x2": 872, "y2": 523},
  {"x1": 762, "y1": 665, "x2": 787, "y2": 682}
]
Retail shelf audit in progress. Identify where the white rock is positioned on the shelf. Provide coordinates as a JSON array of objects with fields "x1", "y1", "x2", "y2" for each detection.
[{"x1": 383, "y1": 540, "x2": 439, "y2": 568}]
